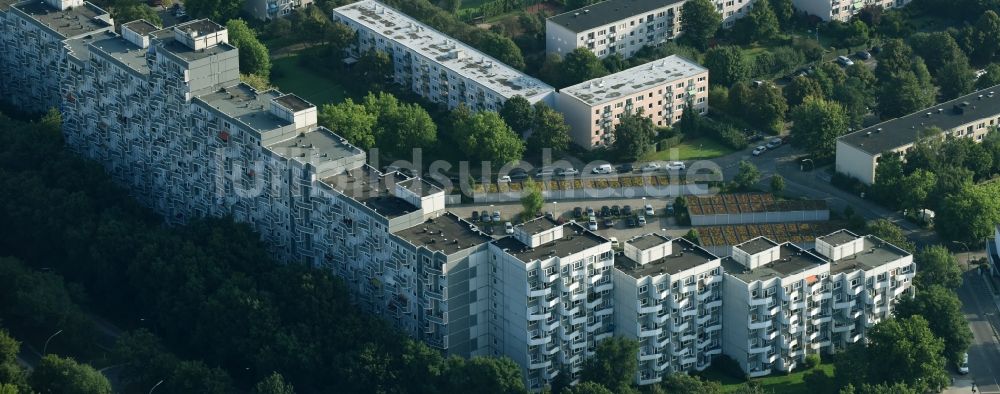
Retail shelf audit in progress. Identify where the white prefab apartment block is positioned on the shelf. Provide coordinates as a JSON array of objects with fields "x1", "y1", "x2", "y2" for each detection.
[
  {"x1": 490, "y1": 218, "x2": 616, "y2": 391},
  {"x1": 720, "y1": 232, "x2": 913, "y2": 377},
  {"x1": 836, "y1": 85, "x2": 1000, "y2": 184},
  {"x1": 612, "y1": 234, "x2": 723, "y2": 385},
  {"x1": 792, "y1": 0, "x2": 910, "y2": 22},
  {"x1": 557, "y1": 55, "x2": 708, "y2": 148},
  {"x1": 332, "y1": 0, "x2": 555, "y2": 112},
  {"x1": 545, "y1": 0, "x2": 757, "y2": 59},
  {"x1": 243, "y1": 0, "x2": 312, "y2": 21}
]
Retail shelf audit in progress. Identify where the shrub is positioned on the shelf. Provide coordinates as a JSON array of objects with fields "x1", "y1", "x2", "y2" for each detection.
[{"x1": 804, "y1": 354, "x2": 821, "y2": 369}]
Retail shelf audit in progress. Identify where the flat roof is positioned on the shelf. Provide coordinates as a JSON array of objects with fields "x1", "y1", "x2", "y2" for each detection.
[
  {"x1": 64, "y1": 29, "x2": 112, "y2": 62},
  {"x1": 723, "y1": 244, "x2": 827, "y2": 282},
  {"x1": 275, "y1": 93, "x2": 312, "y2": 112},
  {"x1": 334, "y1": 0, "x2": 554, "y2": 101},
  {"x1": 393, "y1": 212, "x2": 491, "y2": 254},
  {"x1": 687, "y1": 193, "x2": 827, "y2": 216},
  {"x1": 840, "y1": 84, "x2": 1000, "y2": 155},
  {"x1": 516, "y1": 216, "x2": 561, "y2": 234},
  {"x1": 627, "y1": 233, "x2": 671, "y2": 251},
  {"x1": 151, "y1": 21, "x2": 235, "y2": 63},
  {"x1": 493, "y1": 222, "x2": 606, "y2": 262},
  {"x1": 174, "y1": 19, "x2": 224, "y2": 36},
  {"x1": 830, "y1": 236, "x2": 911, "y2": 275},
  {"x1": 696, "y1": 221, "x2": 848, "y2": 247},
  {"x1": 195, "y1": 84, "x2": 290, "y2": 132},
  {"x1": 616, "y1": 238, "x2": 718, "y2": 278},
  {"x1": 561, "y1": 55, "x2": 706, "y2": 106},
  {"x1": 548, "y1": 0, "x2": 684, "y2": 33},
  {"x1": 265, "y1": 128, "x2": 363, "y2": 165},
  {"x1": 14, "y1": 1, "x2": 111, "y2": 38},
  {"x1": 122, "y1": 19, "x2": 157, "y2": 35},
  {"x1": 396, "y1": 178, "x2": 442, "y2": 197},
  {"x1": 735, "y1": 237, "x2": 780, "y2": 255},
  {"x1": 90, "y1": 34, "x2": 150, "y2": 74},
  {"x1": 817, "y1": 229, "x2": 860, "y2": 247},
  {"x1": 323, "y1": 166, "x2": 420, "y2": 218}
]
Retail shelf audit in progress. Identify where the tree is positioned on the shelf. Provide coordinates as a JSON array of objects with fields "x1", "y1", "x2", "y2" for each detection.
[
  {"x1": 746, "y1": 2, "x2": 780, "y2": 43},
  {"x1": 898, "y1": 169, "x2": 936, "y2": 214},
  {"x1": 914, "y1": 245, "x2": 963, "y2": 289},
  {"x1": 839, "y1": 383, "x2": 919, "y2": 394},
  {"x1": 356, "y1": 50, "x2": 393, "y2": 86},
  {"x1": 770, "y1": 175, "x2": 785, "y2": 195},
  {"x1": 581, "y1": 337, "x2": 638, "y2": 393},
  {"x1": 867, "y1": 317, "x2": 949, "y2": 392},
  {"x1": 0, "y1": 329, "x2": 26, "y2": 391},
  {"x1": 790, "y1": 97, "x2": 849, "y2": 160},
  {"x1": 183, "y1": 0, "x2": 241, "y2": 22},
  {"x1": 747, "y1": 83, "x2": 787, "y2": 134},
  {"x1": 733, "y1": 160, "x2": 761, "y2": 190},
  {"x1": 938, "y1": 184, "x2": 1000, "y2": 243},
  {"x1": 475, "y1": 34, "x2": 525, "y2": 70},
  {"x1": 365, "y1": 93, "x2": 438, "y2": 157},
  {"x1": 910, "y1": 32, "x2": 966, "y2": 75},
  {"x1": 253, "y1": 372, "x2": 296, "y2": 394},
  {"x1": 319, "y1": 99, "x2": 378, "y2": 150},
  {"x1": 841, "y1": 20, "x2": 871, "y2": 48},
  {"x1": 704, "y1": 46, "x2": 750, "y2": 86},
  {"x1": 769, "y1": 0, "x2": 794, "y2": 27},
  {"x1": 784, "y1": 76, "x2": 823, "y2": 107},
  {"x1": 561, "y1": 48, "x2": 607, "y2": 87},
  {"x1": 613, "y1": 111, "x2": 657, "y2": 161},
  {"x1": 865, "y1": 219, "x2": 914, "y2": 253},
  {"x1": 970, "y1": 11, "x2": 1000, "y2": 65},
  {"x1": 527, "y1": 104, "x2": 571, "y2": 155},
  {"x1": 896, "y1": 285, "x2": 972, "y2": 366},
  {"x1": 499, "y1": 96, "x2": 534, "y2": 134},
  {"x1": 936, "y1": 59, "x2": 976, "y2": 100},
  {"x1": 445, "y1": 357, "x2": 526, "y2": 394},
  {"x1": 110, "y1": 0, "x2": 162, "y2": 26},
  {"x1": 240, "y1": 74, "x2": 272, "y2": 91},
  {"x1": 681, "y1": 0, "x2": 721, "y2": 50},
  {"x1": 439, "y1": 0, "x2": 461, "y2": 13},
  {"x1": 658, "y1": 373, "x2": 721, "y2": 394},
  {"x1": 29, "y1": 355, "x2": 111, "y2": 394},
  {"x1": 226, "y1": 19, "x2": 271, "y2": 78},
  {"x1": 520, "y1": 178, "x2": 543, "y2": 218},
  {"x1": 875, "y1": 39, "x2": 914, "y2": 80},
  {"x1": 563, "y1": 382, "x2": 613, "y2": 394},
  {"x1": 684, "y1": 229, "x2": 701, "y2": 245},
  {"x1": 453, "y1": 109, "x2": 524, "y2": 165},
  {"x1": 877, "y1": 71, "x2": 934, "y2": 119}
]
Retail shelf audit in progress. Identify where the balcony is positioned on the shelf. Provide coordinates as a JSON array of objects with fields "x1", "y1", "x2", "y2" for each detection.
[
  {"x1": 697, "y1": 290, "x2": 715, "y2": 301},
  {"x1": 639, "y1": 347, "x2": 660, "y2": 361},
  {"x1": 833, "y1": 299, "x2": 855, "y2": 310},
  {"x1": 748, "y1": 342, "x2": 772, "y2": 354},
  {"x1": 586, "y1": 297, "x2": 603, "y2": 309},
  {"x1": 639, "y1": 324, "x2": 662, "y2": 338},
  {"x1": 528, "y1": 286, "x2": 552, "y2": 298},
  {"x1": 529, "y1": 358, "x2": 552, "y2": 369},
  {"x1": 681, "y1": 307, "x2": 698, "y2": 318},
  {"x1": 750, "y1": 296, "x2": 774, "y2": 306},
  {"x1": 748, "y1": 319, "x2": 772, "y2": 330},
  {"x1": 670, "y1": 297, "x2": 691, "y2": 310},
  {"x1": 761, "y1": 330, "x2": 779, "y2": 341},
  {"x1": 528, "y1": 332, "x2": 551, "y2": 346},
  {"x1": 571, "y1": 314, "x2": 587, "y2": 326},
  {"x1": 705, "y1": 299, "x2": 722, "y2": 309},
  {"x1": 638, "y1": 301, "x2": 662, "y2": 314},
  {"x1": 832, "y1": 323, "x2": 852, "y2": 333},
  {"x1": 682, "y1": 283, "x2": 698, "y2": 294},
  {"x1": 892, "y1": 284, "x2": 909, "y2": 297},
  {"x1": 873, "y1": 280, "x2": 890, "y2": 290},
  {"x1": 671, "y1": 321, "x2": 690, "y2": 333},
  {"x1": 696, "y1": 313, "x2": 712, "y2": 325},
  {"x1": 594, "y1": 281, "x2": 613, "y2": 293}
]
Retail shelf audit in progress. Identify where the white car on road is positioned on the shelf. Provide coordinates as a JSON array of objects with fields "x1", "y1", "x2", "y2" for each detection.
[
  {"x1": 665, "y1": 161, "x2": 686, "y2": 171},
  {"x1": 592, "y1": 164, "x2": 614, "y2": 174},
  {"x1": 504, "y1": 222, "x2": 514, "y2": 234},
  {"x1": 644, "y1": 204, "x2": 654, "y2": 216},
  {"x1": 588, "y1": 218, "x2": 598, "y2": 231},
  {"x1": 640, "y1": 162, "x2": 661, "y2": 172},
  {"x1": 557, "y1": 168, "x2": 580, "y2": 177},
  {"x1": 752, "y1": 146, "x2": 767, "y2": 156}
]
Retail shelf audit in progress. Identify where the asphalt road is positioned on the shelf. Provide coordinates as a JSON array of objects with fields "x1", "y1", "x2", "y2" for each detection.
[{"x1": 957, "y1": 270, "x2": 1000, "y2": 394}]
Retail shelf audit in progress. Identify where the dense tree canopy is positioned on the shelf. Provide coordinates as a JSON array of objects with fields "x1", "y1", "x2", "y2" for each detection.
[
  {"x1": 734, "y1": 160, "x2": 761, "y2": 190},
  {"x1": 790, "y1": 97, "x2": 849, "y2": 160},
  {"x1": 681, "y1": 0, "x2": 721, "y2": 50},
  {"x1": 28, "y1": 355, "x2": 111, "y2": 394},
  {"x1": 837, "y1": 316, "x2": 949, "y2": 393},
  {"x1": 527, "y1": 103, "x2": 572, "y2": 155},
  {"x1": 613, "y1": 111, "x2": 657, "y2": 161},
  {"x1": 896, "y1": 285, "x2": 972, "y2": 366},
  {"x1": 452, "y1": 108, "x2": 525, "y2": 164},
  {"x1": 938, "y1": 183, "x2": 1000, "y2": 243},
  {"x1": 318, "y1": 98, "x2": 378, "y2": 150},
  {"x1": 227, "y1": 19, "x2": 272, "y2": 78},
  {"x1": 499, "y1": 95, "x2": 534, "y2": 134},
  {"x1": 183, "y1": 0, "x2": 241, "y2": 22},
  {"x1": 704, "y1": 46, "x2": 751, "y2": 87},
  {"x1": 581, "y1": 337, "x2": 638, "y2": 394},
  {"x1": 520, "y1": 178, "x2": 543, "y2": 218}
]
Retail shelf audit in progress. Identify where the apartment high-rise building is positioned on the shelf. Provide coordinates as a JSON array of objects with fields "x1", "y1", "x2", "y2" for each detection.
[
  {"x1": 612, "y1": 234, "x2": 723, "y2": 385},
  {"x1": 545, "y1": 0, "x2": 757, "y2": 59},
  {"x1": 490, "y1": 218, "x2": 616, "y2": 391},
  {"x1": 792, "y1": 0, "x2": 910, "y2": 22},
  {"x1": 556, "y1": 55, "x2": 708, "y2": 148},
  {"x1": 332, "y1": 0, "x2": 555, "y2": 112}
]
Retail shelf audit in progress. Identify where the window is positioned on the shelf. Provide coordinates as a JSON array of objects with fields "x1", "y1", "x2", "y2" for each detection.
[{"x1": 639, "y1": 285, "x2": 648, "y2": 294}]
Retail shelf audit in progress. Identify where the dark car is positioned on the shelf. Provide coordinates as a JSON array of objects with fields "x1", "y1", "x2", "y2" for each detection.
[
  {"x1": 855, "y1": 50, "x2": 872, "y2": 60},
  {"x1": 626, "y1": 216, "x2": 637, "y2": 227},
  {"x1": 480, "y1": 210, "x2": 490, "y2": 222},
  {"x1": 666, "y1": 203, "x2": 675, "y2": 216},
  {"x1": 610, "y1": 205, "x2": 620, "y2": 216},
  {"x1": 603, "y1": 218, "x2": 614, "y2": 228},
  {"x1": 509, "y1": 168, "x2": 529, "y2": 181},
  {"x1": 870, "y1": 46, "x2": 882, "y2": 55},
  {"x1": 601, "y1": 206, "x2": 610, "y2": 217},
  {"x1": 471, "y1": 211, "x2": 479, "y2": 221},
  {"x1": 622, "y1": 205, "x2": 632, "y2": 216},
  {"x1": 618, "y1": 163, "x2": 634, "y2": 173},
  {"x1": 573, "y1": 206, "x2": 583, "y2": 218}
]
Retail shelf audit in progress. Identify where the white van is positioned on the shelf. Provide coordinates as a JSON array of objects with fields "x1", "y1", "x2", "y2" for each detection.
[{"x1": 592, "y1": 164, "x2": 614, "y2": 174}]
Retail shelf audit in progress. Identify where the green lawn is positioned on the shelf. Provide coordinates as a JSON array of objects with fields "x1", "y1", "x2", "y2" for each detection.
[
  {"x1": 270, "y1": 55, "x2": 349, "y2": 106},
  {"x1": 641, "y1": 138, "x2": 737, "y2": 162},
  {"x1": 700, "y1": 363, "x2": 837, "y2": 394}
]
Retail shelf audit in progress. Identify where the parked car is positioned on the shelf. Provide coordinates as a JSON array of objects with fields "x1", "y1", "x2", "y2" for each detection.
[
  {"x1": 640, "y1": 162, "x2": 661, "y2": 172},
  {"x1": 665, "y1": 161, "x2": 686, "y2": 171},
  {"x1": 855, "y1": 50, "x2": 872, "y2": 60},
  {"x1": 958, "y1": 352, "x2": 969, "y2": 374},
  {"x1": 492, "y1": 211, "x2": 501, "y2": 222},
  {"x1": 609, "y1": 237, "x2": 620, "y2": 249},
  {"x1": 610, "y1": 205, "x2": 621, "y2": 216},
  {"x1": 601, "y1": 206, "x2": 610, "y2": 217},
  {"x1": 617, "y1": 163, "x2": 634, "y2": 173},
  {"x1": 666, "y1": 203, "x2": 675, "y2": 216},
  {"x1": 586, "y1": 207, "x2": 595, "y2": 218},
  {"x1": 644, "y1": 204, "x2": 654, "y2": 216},
  {"x1": 535, "y1": 167, "x2": 557, "y2": 178},
  {"x1": 504, "y1": 222, "x2": 514, "y2": 234},
  {"x1": 837, "y1": 55, "x2": 854, "y2": 67},
  {"x1": 509, "y1": 168, "x2": 529, "y2": 181},
  {"x1": 592, "y1": 164, "x2": 614, "y2": 174},
  {"x1": 557, "y1": 168, "x2": 579, "y2": 177},
  {"x1": 498, "y1": 175, "x2": 511, "y2": 182},
  {"x1": 637, "y1": 215, "x2": 647, "y2": 226},
  {"x1": 603, "y1": 218, "x2": 614, "y2": 228},
  {"x1": 588, "y1": 218, "x2": 598, "y2": 231},
  {"x1": 752, "y1": 146, "x2": 767, "y2": 156},
  {"x1": 481, "y1": 210, "x2": 490, "y2": 222},
  {"x1": 622, "y1": 205, "x2": 632, "y2": 216},
  {"x1": 626, "y1": 216, "x2": 637, "y2": 227},
  {"x1": 174, "y1": 7, "x2": 187, "y2": 17},
  {"x1": 573, "y1": 206, "x2": 583, "y2": 218},
  {"x1": 471, "y1": 211, "x2": 479, "y2": 221},
  {"x1": 766, "y1": 137, "x2": 782, "y2": 149}
]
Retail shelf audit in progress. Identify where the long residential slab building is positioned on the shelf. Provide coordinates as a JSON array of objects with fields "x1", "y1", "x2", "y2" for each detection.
[
  {"x1": 836, "y1": 85, "x2": 1000, "y2": 185},
  {"x1": 0, "y1": 0, "x2": 915, "y2": 391},
  {"x1": 331, "y1": 0, "x2": 555, "y2": 112}
]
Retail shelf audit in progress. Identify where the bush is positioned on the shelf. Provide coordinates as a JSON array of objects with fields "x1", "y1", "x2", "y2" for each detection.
[
  {"x1": 704, "y1": 121, "x2": 748, "y2": 150},
  {"x1": 804, "y1": 354, "x2": 821, "y2": 369},
  {"x1": 831, "y1": 171, "x2": 868, "y2": 196}
]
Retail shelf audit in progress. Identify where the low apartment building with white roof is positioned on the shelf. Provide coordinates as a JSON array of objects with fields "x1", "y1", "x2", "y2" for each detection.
[
  {"x1": 556, "y1": 54, "x2": 708, "y2": 148},
  {"x1": 332, "y1": 0, "x2": 555, "y2": 112},
  {"x1": 612, "y1": 233, "x2": 723, "y2": 385}
]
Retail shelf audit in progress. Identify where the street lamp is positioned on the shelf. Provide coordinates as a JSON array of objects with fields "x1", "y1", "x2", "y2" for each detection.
[
  {"x1": 149, "y1": 379, "x2": 165, "y2": 394},
  {"x1": 42, "y1": 329, "x2": 63, "y2": 355},
  {"x1": 801, "y1": 158, "x2": 814, "y2": 172}
]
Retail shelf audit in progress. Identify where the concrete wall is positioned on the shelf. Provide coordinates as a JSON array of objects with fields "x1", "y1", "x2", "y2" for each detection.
[
  {"x1": 473, "y1": 183, "x2": 712, "y2": 203},
  {"x1": 834, "y1": 140, "x2": 879, "y2": 185},
  {"x1": 690, "y1": 209, "x2": 830, "y2": 226}
]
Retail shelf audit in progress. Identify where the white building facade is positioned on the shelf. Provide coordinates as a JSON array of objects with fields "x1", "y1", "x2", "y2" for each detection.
[{"x1": 792, "y1": 0, "x2": 910, "y2": 22}]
